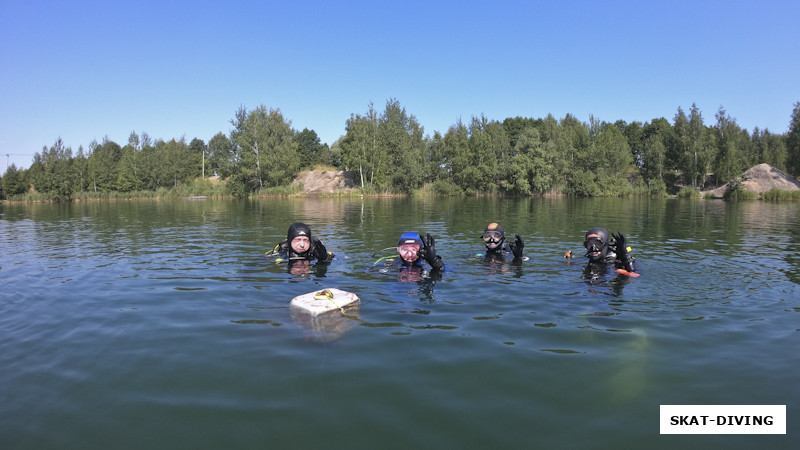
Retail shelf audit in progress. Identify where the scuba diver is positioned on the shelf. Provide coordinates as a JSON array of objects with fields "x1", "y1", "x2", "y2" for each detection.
[
  {"x1": 581, "y1": 227, "x2": 636, "y2": 277},
  {"x1": 393, "y1": 232, "x2": 445, "y2": 297},
  {"x1": 396, "y1": 232, "x2": 445, "y2": 271},
  {"x1": 370, "y1": 232, "x2": 445, "y2": 284},
  {"x1": 266, "y1": 222, "x2": 334, "y2": 275},
  {"x1": 480, "y1": 222, "x2": 525, "y2": 262}
]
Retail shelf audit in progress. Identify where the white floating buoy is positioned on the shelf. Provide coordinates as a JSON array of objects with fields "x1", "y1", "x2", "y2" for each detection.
[{"x1": 290, "y1": 288, "x2": 360, "y2": 316}]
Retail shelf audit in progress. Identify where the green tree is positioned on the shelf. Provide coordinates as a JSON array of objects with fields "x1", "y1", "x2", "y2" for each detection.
[
  {"x1": 591, "y1": 121, "x2": 634, "y2": 194},
  {"x1": 1, "y1": 164, "x2": 28, "y2": 196},
  {"x1": 235, "y1": 105, "x2": 300, "y2": 191},
  {"x1": 425, "y1": 131, "x2": 449, "y2": 183},
  {"x1": 444, "y1": 120, "x2": 476, "y2": 193},
  {"x1": 88, "y1": 138, "x2": 122, "y2": 192},
  {"x1": 642, "y1": 134, "x2": 666, "y2": 189},
  {"x1": 379, "y1": 98, "x2": 426, "y2": 193},
  {"x1": 117, "y1": 144, "x2": 139, "y2": 192},
  {"x1": 156, "y1": 139, "x2": 194, "y2": 187},
  {"x1": 189, "y1": 138, "x2": 206, "y2": 178},
  {"x1": 674, "y1": 104, "x2": 716, "y2": 188},
  {"x1": 786, "y1": 102, "x2": 800, "y2": 177},
  {"x1": 447, "y1": 114, "x2": 509, "y2": 194},
  {"x1": 503, "y1": 116, "x2": 541, "y2": 150},
  {"x1": 617, "y1": 120, "x2": 645, "y2": 170},
  {"x1": 669, "y1": 107, "x2": 689, "y2": 179},
  {"x1": 640, "y1": 118, "x2": 673, "y2": 188},
  {"x1": 484, "y1": 118, "x2": 511, "y2": 192},
  {"x1": 557, "y1": 114, "x2": 592, "y2": 195},
  {"x1": 753, "y1": 127, "x2": 787, "y2": 170},
  {"x1": 691, "y1": 105, "x2": 717, "y2": 188},
  {"x1": 340, "y1": 102, "x2": 380, "y2": 189},
  {"x1": 207, "y1": 132, "x2": 234, "y2": 177},
  {"x1": 32, "y1": 138, "x2": 75, "y2": 200},
  {"x1": 72, "y1": 145, "x2": 90, "y2": 193},
  {"x1": 713, "y1": 106, "x2": 746, "y2": 185},
  {"x1": 139, "y1": 138, "x2": 162, "y2": 190},
  {"x1": 319, "y1": 141, "x2": 337, "y2": 168},
  {"x1": 294, "y1": 128, "x2": 325, "y2": 168},
  {"x1": 536, "y1": 114, "x2": 568, "y2": 192},
  {"x1": 117, "y1": 132, "x2": 143, "y2": 192},
  {"x1": 340, "y1": 99, "x2": 426, "y2": 192},
  {"x1": 510, "y1": 126, "x2": 558, "y2": 194},
  {"x1": 467, "y1": 115, "x2": 496, "y2": 192}
]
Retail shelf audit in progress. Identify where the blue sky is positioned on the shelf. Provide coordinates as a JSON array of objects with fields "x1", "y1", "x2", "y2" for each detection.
[{"x1": 2, "y1": 0, "x2": 799, "y2": 171}]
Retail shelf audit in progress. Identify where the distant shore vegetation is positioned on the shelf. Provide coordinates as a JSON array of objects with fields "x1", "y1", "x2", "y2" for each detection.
[{"x1": 3, "y1": 99, "x2": 800, "y2": 202}]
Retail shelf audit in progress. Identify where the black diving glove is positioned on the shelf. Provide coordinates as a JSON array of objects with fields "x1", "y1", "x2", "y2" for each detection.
[
  {"x1": 311, "y1": 237, "x2": 333, "y2": 262},
  {"x1": 420, "y1": 233, "x2": 445, "y2": 271},
  {"x1": 510, "y1": 234, "x2": 524, "y2": 259},
  {"x1": 612, "y1": 232, "x2": 635, "y2": 272}
]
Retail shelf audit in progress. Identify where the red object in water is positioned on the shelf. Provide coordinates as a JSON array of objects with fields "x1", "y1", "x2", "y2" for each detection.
[{"x1": 615, "y1": 268, "x2": 640, "y2": 278}]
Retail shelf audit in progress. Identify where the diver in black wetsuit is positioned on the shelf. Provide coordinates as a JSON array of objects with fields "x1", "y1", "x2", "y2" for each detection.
[
  {"x1": 393, "y1": 232, "x2": 445, "y2": 297},
  {"x1": 266, "y1": 222, "x2": 334, "y2": 274},
  {"x1": 481, "y1": 222, "x2": 524, "y2": 263},
  {"x1": 583, "y1": 227, "x2": 636, "y2": 274}
]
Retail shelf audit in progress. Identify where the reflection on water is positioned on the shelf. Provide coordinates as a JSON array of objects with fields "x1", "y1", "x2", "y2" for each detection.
[
  {"x1": 289, "y1": 303, "x2": 361, "y2": 342},
  {"x1": 1, "y1": 198, "x2": 799, "y2": 449}
]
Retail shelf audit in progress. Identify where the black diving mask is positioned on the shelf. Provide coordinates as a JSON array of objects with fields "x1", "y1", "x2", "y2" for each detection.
[
  {"x1": 483, "y1": 231, "x2": 503, "y2": 244},
  {"x1": 584, "y1": 237, "x2": 604, "y2": 253}
]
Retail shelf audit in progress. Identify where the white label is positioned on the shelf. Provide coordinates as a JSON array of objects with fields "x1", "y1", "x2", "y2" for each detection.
[{"x1": 660, "y1": 405, "x2": 786, "y2": 434}]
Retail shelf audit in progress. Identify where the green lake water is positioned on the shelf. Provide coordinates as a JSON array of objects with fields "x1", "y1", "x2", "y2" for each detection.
[{"x1": 1, "y1": 197, "x2": 798, "y2": 449}]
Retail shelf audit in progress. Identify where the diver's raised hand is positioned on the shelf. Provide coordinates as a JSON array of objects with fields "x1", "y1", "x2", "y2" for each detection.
[
  {"x1": 510, "y1": 234, "x2": 524, "y2": 259},
  {"x1": 421, "y1": 233, "x2": 444, "y2": 270},
  {"x1": 612, "y1": 232, "x2": 634, "y2": 272},
  {"x1": 612, "y1": 232, "x2": 626, "y2": 255}
]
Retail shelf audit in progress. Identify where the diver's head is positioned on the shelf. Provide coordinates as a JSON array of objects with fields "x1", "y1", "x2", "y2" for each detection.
[
  {"x1": 584, "y1": 227, "x2": 609, "y2": 262},
  {"x1": 287, "y1": 222, "x2": 312, "y2": 254},
  {"x1": 483, "y1": 222, "x2": 505, "y2": 250},
  {"x1": 397, "y1": 232, "x2": 423, "y2": 263}
]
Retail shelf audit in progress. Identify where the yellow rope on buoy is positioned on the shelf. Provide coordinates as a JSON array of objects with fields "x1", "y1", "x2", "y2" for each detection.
[
  {"x1": 314, "y1": 289, "x2": 345, "y2": 313},
  {"x1": 314, "y1": 289, "x2": 333, "y2": 300}
]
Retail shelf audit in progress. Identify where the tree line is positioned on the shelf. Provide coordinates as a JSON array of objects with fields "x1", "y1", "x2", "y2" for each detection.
[{"x1": 2, "y1": 100, "x2": 800, "y2": 201}]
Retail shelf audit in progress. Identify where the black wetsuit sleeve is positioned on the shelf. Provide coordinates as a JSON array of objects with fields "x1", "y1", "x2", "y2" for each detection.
[
  {"x1": 273, "y1": 241, "x2": 289, "y2": 258},
  {"x1": 510, "y1": 234, "x2": 524, "y2": 260},
  {"x1": 311, "y1": 237, "x2": 334, "y2": 263},
  {"x1": 611, "y1": 232, "x2": 635, "y2": 272}
]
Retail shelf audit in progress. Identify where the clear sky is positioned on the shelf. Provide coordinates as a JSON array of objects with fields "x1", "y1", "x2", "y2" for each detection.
[{"x1": 2, "y1": 0, "x2": 799, "y2": 171}]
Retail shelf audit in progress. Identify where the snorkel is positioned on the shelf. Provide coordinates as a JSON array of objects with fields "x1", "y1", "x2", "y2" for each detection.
[{"x1": 584, "y1": 227, "x2": 609, "y2": 263}]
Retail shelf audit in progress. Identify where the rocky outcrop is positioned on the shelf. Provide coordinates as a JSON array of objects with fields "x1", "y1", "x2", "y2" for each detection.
[
  {"x1": 704, "y1": 164, "x2": 800, "y2": 198},
  {"x1": 292, "y1": 170, "x2": 357, "y2": 194}
]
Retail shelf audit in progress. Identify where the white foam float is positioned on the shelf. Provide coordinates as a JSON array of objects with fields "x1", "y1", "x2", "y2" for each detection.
[{"x1": 290, "y1": 288, "x2": 360, "y2": 316}]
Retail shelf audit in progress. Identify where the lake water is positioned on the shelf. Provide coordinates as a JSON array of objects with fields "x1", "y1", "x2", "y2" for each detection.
[{"x1": 1, "y1": 197, "x2": 798, "y2": 449}]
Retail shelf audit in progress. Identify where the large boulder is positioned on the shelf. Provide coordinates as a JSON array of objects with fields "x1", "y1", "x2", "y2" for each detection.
[
  {"x1": 705, "y1": 164, "x2": 800, "y2": 198},
  {"x1": 292, "y1": 170, "x2": 356, "y2": 194}
]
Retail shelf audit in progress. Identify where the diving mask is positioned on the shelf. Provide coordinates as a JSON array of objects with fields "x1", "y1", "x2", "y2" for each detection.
[
  {"x1": 584, "y1": 237, "x2": 606, "y2": 260},
  {"x1": 584, "y1": 237, "x2": 603, "y2": 251},
  {"x1": 483, "y1": 231, "x2": 503, "y2": 243}
]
